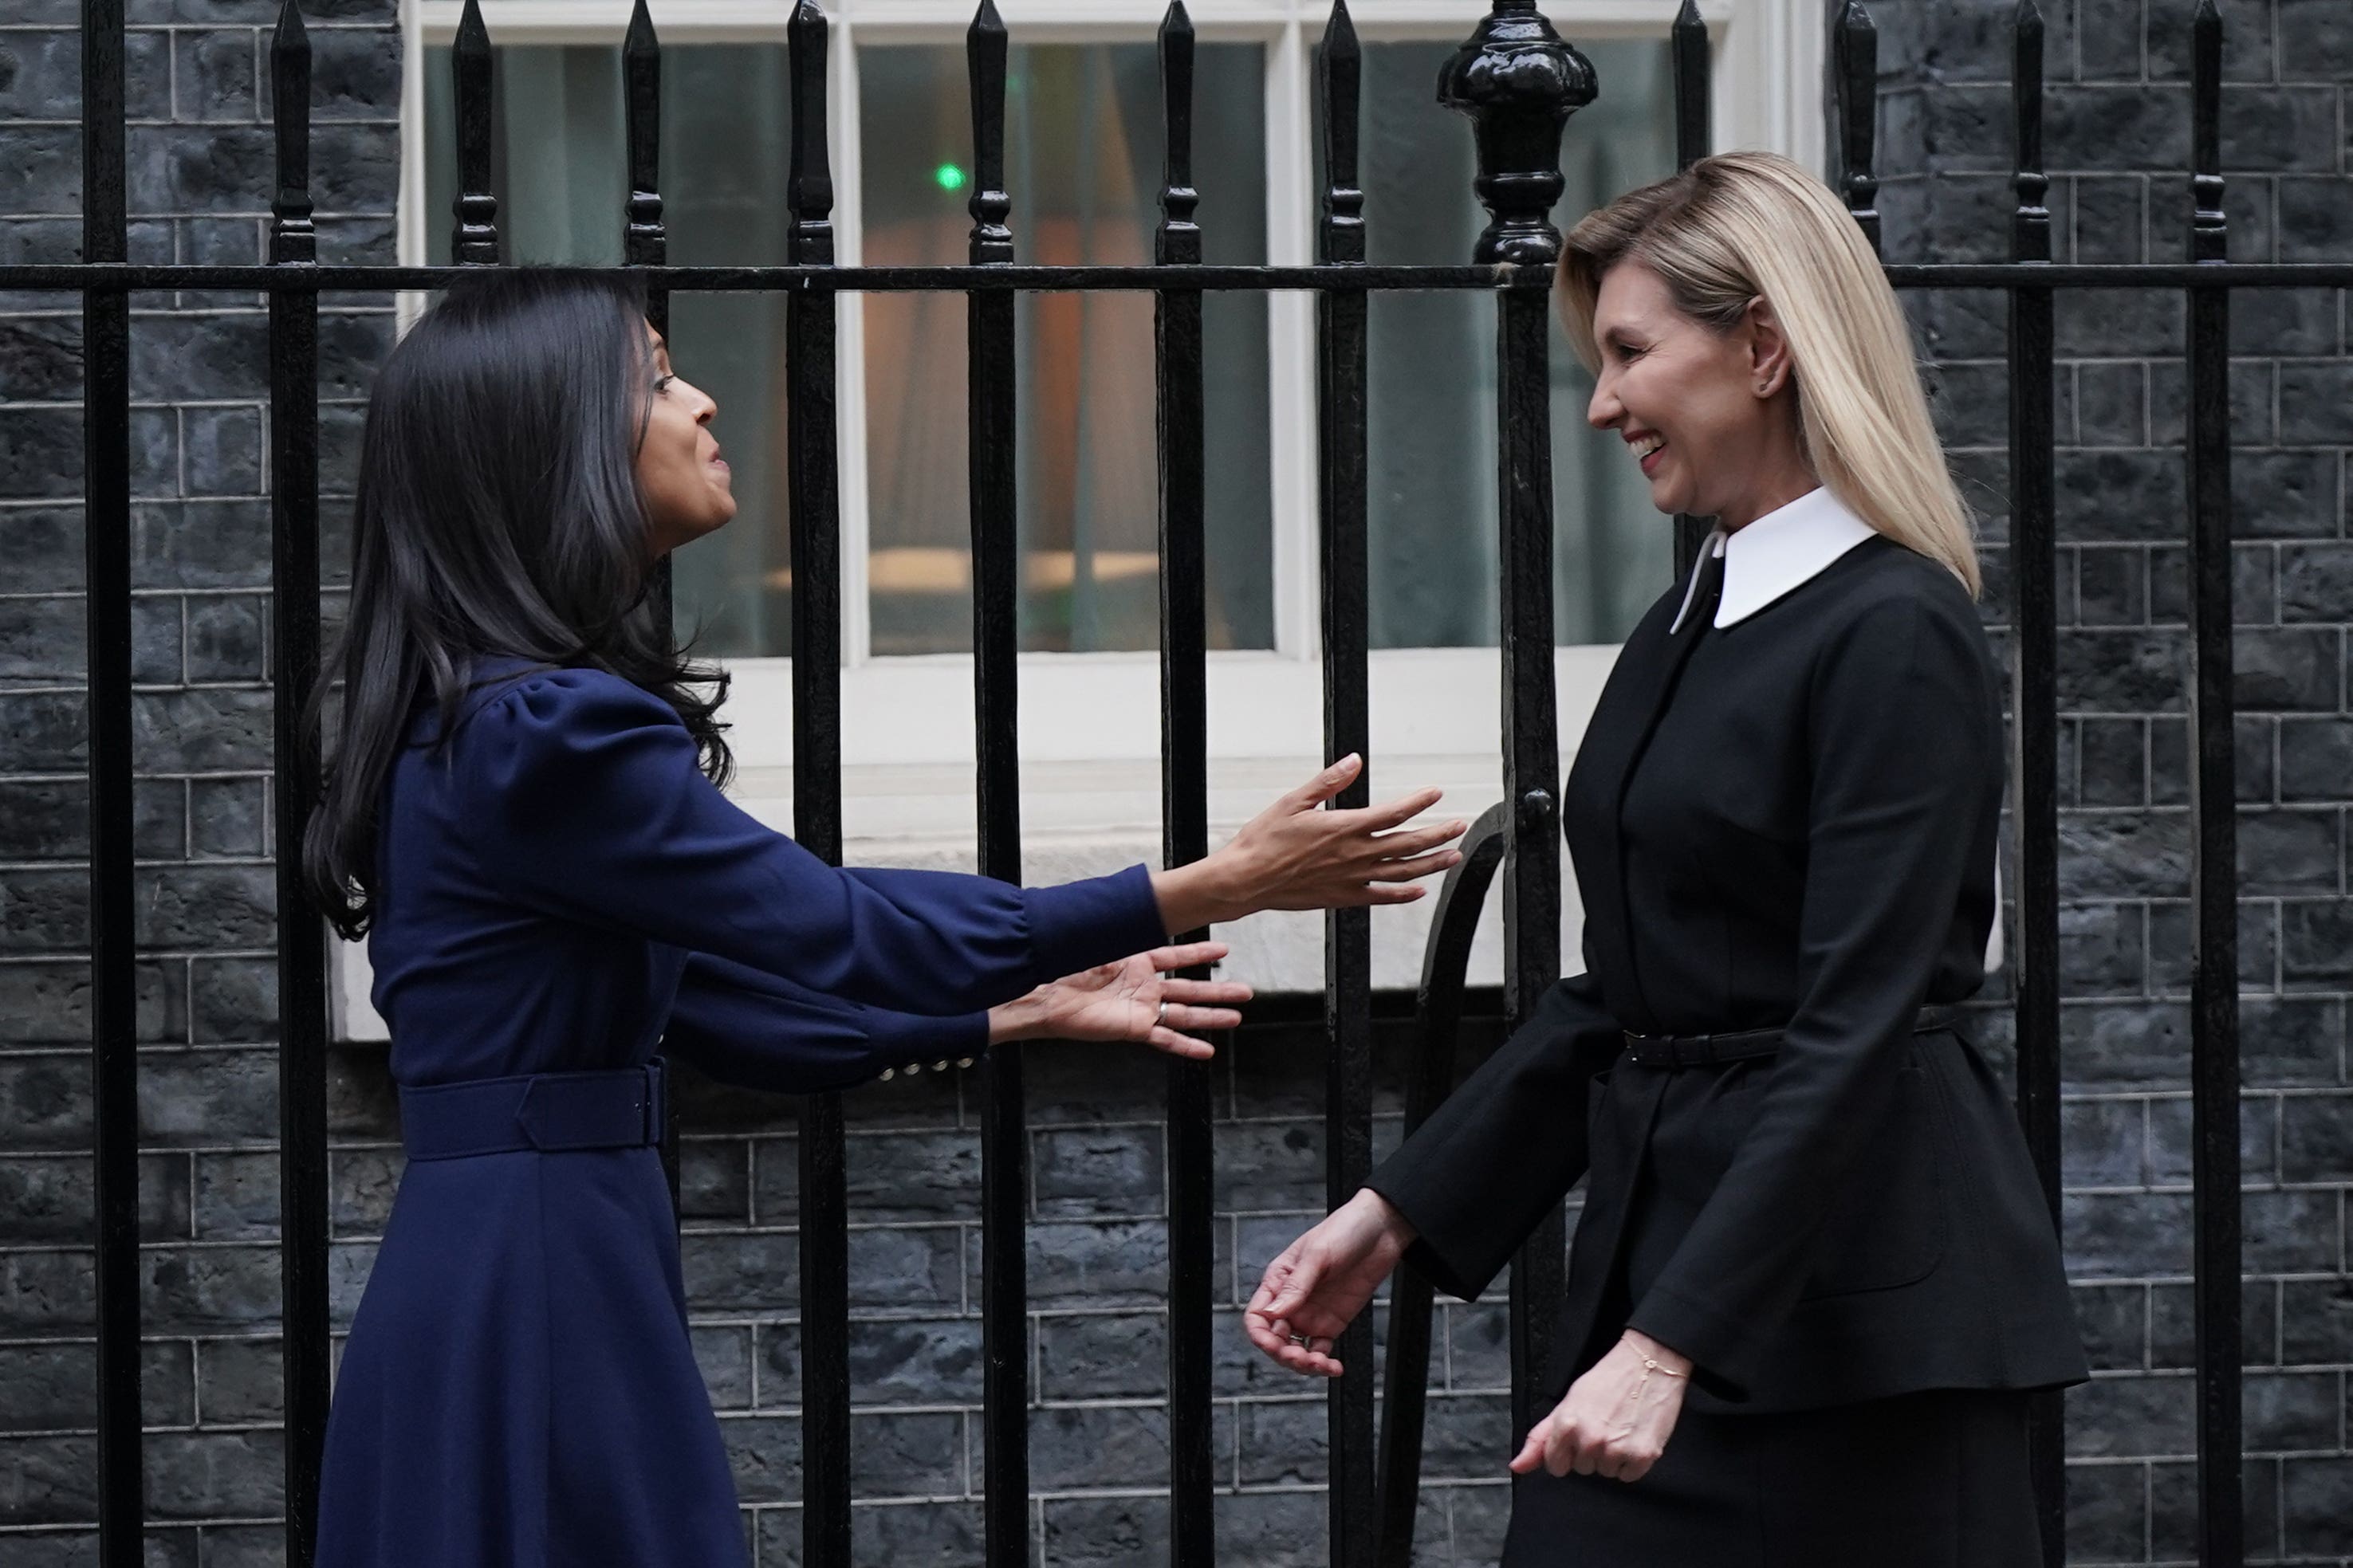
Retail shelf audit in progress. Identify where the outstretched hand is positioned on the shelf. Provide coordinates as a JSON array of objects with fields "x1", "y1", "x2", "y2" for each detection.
[
  {"x1": 1243, "y1": 1188, "x2": 1416, "y2": 1377},
  {"x1": 989, "y1": 941, "x2": 1251, "y2": 1059},
  {"x1": 1153, "y1": 756, "x2": 1467, "y2": 933}
]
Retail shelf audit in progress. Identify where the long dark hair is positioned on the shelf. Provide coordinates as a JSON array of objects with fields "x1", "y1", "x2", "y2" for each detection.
[{"x1": 305, "y1": 267, "x2": 731, "y2": 939}]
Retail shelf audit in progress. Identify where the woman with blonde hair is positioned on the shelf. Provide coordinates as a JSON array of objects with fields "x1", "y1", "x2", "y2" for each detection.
[{"x1": 1243, "y1": 151, "x2": 2087, "y2": 1563}]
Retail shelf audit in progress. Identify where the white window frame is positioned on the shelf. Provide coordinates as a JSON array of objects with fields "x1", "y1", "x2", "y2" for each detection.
[{"x1": 397, "y1": 0, "x2": 1817, "y2": 772}]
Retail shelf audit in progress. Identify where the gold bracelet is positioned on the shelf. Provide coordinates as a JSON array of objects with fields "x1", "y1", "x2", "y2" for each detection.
[{"x1": 1639, "y1": 1355, "x2": 1687, "y2": 1378}]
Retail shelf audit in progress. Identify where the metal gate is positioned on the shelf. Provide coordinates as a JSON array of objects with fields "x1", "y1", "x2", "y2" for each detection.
[{"x1": 13, "y1": 0, "x2": 2347, "y2": 1562}]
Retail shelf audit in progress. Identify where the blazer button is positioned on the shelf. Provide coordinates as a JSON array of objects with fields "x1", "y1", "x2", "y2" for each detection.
[
  {"x1": 904, "y1": 1062, "x2": 923, "y2": 1075},
  {"x1": 957, "y1": 1057, "x2": 976, "y2": 1069},
  {"x1": 933, "y1": 1059, "x2": 951, "y2": 1073},
  {"x1": 880, "y1": 1068, "x2": 895, "y2": 1081}
]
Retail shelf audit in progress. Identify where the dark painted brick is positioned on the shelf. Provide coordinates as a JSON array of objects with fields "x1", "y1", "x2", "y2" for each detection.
[
  {"x1": 2236, "y1": 628, "x2": 2341, "y2": 713},
  {"x1": 2078, "y1": 718, "x2": 2146, "y2": 807},
  {"x1": 329, "y1": 1146, "x2": 399, "y2": 1237},
  {"x1": 2048, "y1": 85, "x2": 2193, "y2": 171},
  {"x1": 2241, "y1": 996, "x2": 2347, "y2": 1087},
  {"x1": 140, "y1": 1244, "x2": 280, "y2": 1334},
  {"x1": 2062, "y1": 1097, "x2": 2146, "y2": 1189},
  {"x1": 2061, "y1": 900, "x2": 2146, "y2": 992},
  {"x1": 2281, "y1": 1277, "x2": 2353, "y2": 1365},
  {"x1": 2060, "y1": 812, "x2": 2191, "y2": 898},
  {"x1": 2245, "y1": 1189, "x2": 2343, "y2": 1274},
  {"x1": 2146, "y1": 1094, "x2": 2279, "y2": 1186},
  {"x1": 2072, "y1": 1283, "x2": 2148, "y2": 1372},
  {"x1": 2283, "y1": 899, "x2": 2353, "y2": 988},
  {"x1": 2281, "y1": 1092, "x2": 2353, "y2": 1182},
  {"x1": 132, "y1": 864, "x2": 273, "y2": 947},
  {"x1": 0, "y1": 508, "x2": 81, "y2": 594},
  {"x1": 173, "y1": 29, "x2": 258, "y2": 123},
  {"x1": 183, "y1": 404, "x2": 262, "y2": 496},
  {"x1": 2061, "y1": 1001, "x2": 2190, "y2": 1088},
  {"x1": 2280, "y1": 543, "x2": 2353, "y2": 623},
  {"x1": 0, "y1": 781, "x2": 89, "y2": 860},
  {"x1": 2278, "y1": 0, "x2": 2353, "y2": 77},
  {"x1": 1029, "y1": 1122, "x2": 1160, "y2": 1221},
  {"x1": 188, "y1": 776, "x2": 266, "y2": 859},
  {"x1": 2281, "y1": 363, "x2": 2353, "y2": 445},
  {"x1": 2147, "y1": 898, "x2": 2279, "y2": 994},
  {"x1": 184, "y1": 595, "x2": 266, "y2": 682},
  {"x1": 2233, "y1": 450, "x2": 2339, "y2": 541},
  {"x1": 0, "y1": 407, "x2": 85, "y2": 498},
  {"x1": 2060, "y1": 629, "x2": 2188, "y2": 713},
  {"x1": 2237, "y1": 808, "x2": 2341, "y2": 896},
  {"x1": 138, "y1": 1050, "x2": 279, "y2": 1142},
  {"x1": 132, "y1": 500, "x2": 271, "y2": 590},
  {"x1": 2066, "y1": 1373, "x2": 2194, "y2": 1459},
  {"x1": 132, "y1": 595, "x2": 181, "y2": 685},
  {"x1": 2281, "y1": 1455, "x2": 2353, "y2": 1554},
  {"x1": 2075, "y1": 363, "x2": 2147, "y2": 448}
]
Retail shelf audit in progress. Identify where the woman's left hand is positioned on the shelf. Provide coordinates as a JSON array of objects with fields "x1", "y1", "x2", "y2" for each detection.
[
  {"x1": 1509, "y1": 1329, "x2": 1691, "y2": 1484},
  {"x1": 989, "y1": 941, "x2": 1252, "y2": 1059}
]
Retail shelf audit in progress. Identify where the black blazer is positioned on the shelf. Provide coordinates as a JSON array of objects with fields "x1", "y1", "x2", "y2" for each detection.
[{"x1": 1368, "y1": 534, "x2": 2088, "y2": 1414}]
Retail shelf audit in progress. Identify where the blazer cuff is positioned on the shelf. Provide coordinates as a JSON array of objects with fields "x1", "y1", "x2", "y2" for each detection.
[
  {"x1": 864, "y1": 1008, "x2": 993, "y2": 1082},
  {"x1": 1019, "y1": 863, "x2": 1170, "y2": 982},
  {"x1": 1624, "y1": 1282, "x2": 1754, "y2": 1404},
  {"x1": 1362, "y1": 1172, "x2": 1505, "y2": 1303}
]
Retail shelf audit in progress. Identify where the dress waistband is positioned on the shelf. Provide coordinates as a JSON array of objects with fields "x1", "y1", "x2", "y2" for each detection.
[
  {"x1": 399, "y1": 1060, "x2": 667, "y2": 1160},
  {"x1": 1620, "y1": 1007, "x2": 1959, "y2": 1071}
]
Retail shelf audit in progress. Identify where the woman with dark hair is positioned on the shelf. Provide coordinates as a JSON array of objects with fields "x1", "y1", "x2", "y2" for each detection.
[{"x1": 310, "y1": 268, "x2": 1465, "y2": 1568}]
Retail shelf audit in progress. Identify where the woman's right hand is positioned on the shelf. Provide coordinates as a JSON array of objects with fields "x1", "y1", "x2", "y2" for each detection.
[
  {"x1": 1151, "y1": 755, "x2": 1466, "y2": 933},
  {"x1": 1244, "y1": 1187, "x2": 1418, "y2": 1377}
]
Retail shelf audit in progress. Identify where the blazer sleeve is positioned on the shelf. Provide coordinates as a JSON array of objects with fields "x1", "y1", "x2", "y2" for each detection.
[
  {"x1": 1623, "y1": 592, "x2": 2001, "y2": 1397},
  {"x1": 661, "y1": 951, "x2": 991, "y2": 1094},
  {"x1": 456, "y1": 670, "x2": 1168, "y2": 1013},
  {"x1": 1363, "y1": 951, "x2": 1623, "y2": 1302}
]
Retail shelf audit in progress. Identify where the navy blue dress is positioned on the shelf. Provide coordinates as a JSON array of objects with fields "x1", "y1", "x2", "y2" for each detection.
[{"x1": 315, "y1": 662, "x2": 1167, "y2": 1568}]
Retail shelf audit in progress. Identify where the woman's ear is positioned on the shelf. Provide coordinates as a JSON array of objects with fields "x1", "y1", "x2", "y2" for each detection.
[{"x1": 1743, "y1": 295, "x2": 1794, "y2": 399}]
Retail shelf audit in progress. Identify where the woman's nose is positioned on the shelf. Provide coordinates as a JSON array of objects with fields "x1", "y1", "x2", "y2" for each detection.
[{"x1": 1588, "y1": 378, "x2": 1619, "y2": 430}]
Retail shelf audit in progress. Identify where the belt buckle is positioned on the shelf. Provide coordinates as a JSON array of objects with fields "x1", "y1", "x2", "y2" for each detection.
[{"x1": 642, "y1": 1057, "x2": 668, "y2": 1146}]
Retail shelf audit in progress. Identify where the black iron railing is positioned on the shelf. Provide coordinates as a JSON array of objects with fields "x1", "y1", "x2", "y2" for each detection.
[{"x1": 18, "y1": 0, "x2": 2348, "y2": 1563}]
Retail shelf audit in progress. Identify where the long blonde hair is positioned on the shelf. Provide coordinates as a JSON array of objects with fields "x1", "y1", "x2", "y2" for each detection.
[{"x1": 1559, "y1": 151, "x2": 1979, "y2": 597}]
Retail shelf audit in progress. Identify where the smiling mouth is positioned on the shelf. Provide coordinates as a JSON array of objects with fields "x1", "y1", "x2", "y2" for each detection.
[{"x1": 1628, "y1": 433, "x2": 1666, "y2": 475}]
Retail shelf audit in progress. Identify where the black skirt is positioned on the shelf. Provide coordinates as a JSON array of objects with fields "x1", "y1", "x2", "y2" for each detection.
[{"x1": 1500, "y1": 1389, "x2": 2041, "y2": 1568}]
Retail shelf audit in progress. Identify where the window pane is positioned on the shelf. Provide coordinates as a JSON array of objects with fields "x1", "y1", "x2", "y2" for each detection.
[
  {"x1": 1348, "y1": 40, "x2": 1678, "y2": 648},
  {"x1": 424, "y1": 45, "x2": 795, "y2": 659},
  {"x1": 860, "y1": 42, "x2": 1273, "y2": 654}
]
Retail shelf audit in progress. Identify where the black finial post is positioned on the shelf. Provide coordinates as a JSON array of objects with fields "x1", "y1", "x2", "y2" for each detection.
[
  {"x1": 1436, "y1": 0, "x2": 1596, "y2": 267},
  {"x1": 1159, "y1": 1, "x2": 1198, "y2": 268},
  {"x1": 1834, "y1": 0, "x2": 1880, "y2": 253},
  {"x1": 270, "y1": 0, "x2": 313, "y2": 266},
  {"x1": 788, "y1": 0, "x2": 836, "y2": 266},
  {"x1": 450, "y1": 0, "x2": 498, "y2": 264},
  {"x1": 1672, "y1": 0, "x2": 1710, "y2": 172},
  {"x1": 2011, "y1": 0, "x2": 2048, "y2": 265},
  {"x1": 1319, "y1": 1, "x2": 1363, "y2": 266},
  {"x1": 623, "y1": 0, "x2": 665, "y2": 272},
  {"x1": 967, "y1": 0, "x2": 1012, "y2": 268}
]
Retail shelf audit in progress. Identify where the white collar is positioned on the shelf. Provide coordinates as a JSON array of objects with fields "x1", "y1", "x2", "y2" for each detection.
[{"x1": 1670, "y1": 486, "x2": 1880, "y2": 634}]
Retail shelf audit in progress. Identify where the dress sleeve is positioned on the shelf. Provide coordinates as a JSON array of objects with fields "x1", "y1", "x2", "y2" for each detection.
[
  {"x1": 1623, "y1": 592, "x2": 2001, "y2": 1397},
  {"x1": 458, "y1": 670, "x2": 1169, "y2": 1013},
  {"x1": 1363, "y1": 948, "x2": 1623, "y2": 1302},
  {"x1": 662, "y1": 951, "x2": 990, "y2": 1094}
]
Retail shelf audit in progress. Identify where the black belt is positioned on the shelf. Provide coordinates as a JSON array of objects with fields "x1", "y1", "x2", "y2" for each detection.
[
  {"x1": 1620, "y1": 1007, "x2": 1958, "y2": 1071},
  {"x1": 399, "y1": 1060, "x2": 667, "y2": 1161}
]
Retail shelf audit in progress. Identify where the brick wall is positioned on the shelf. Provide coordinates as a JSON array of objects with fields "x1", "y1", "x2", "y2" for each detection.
[
  {"x1": 3, "y1": 0, "x2": 2350, "y2": 1563},
  {"x1": 1875, "y1": 0, "x2": 2353, "y2": 1562}
]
